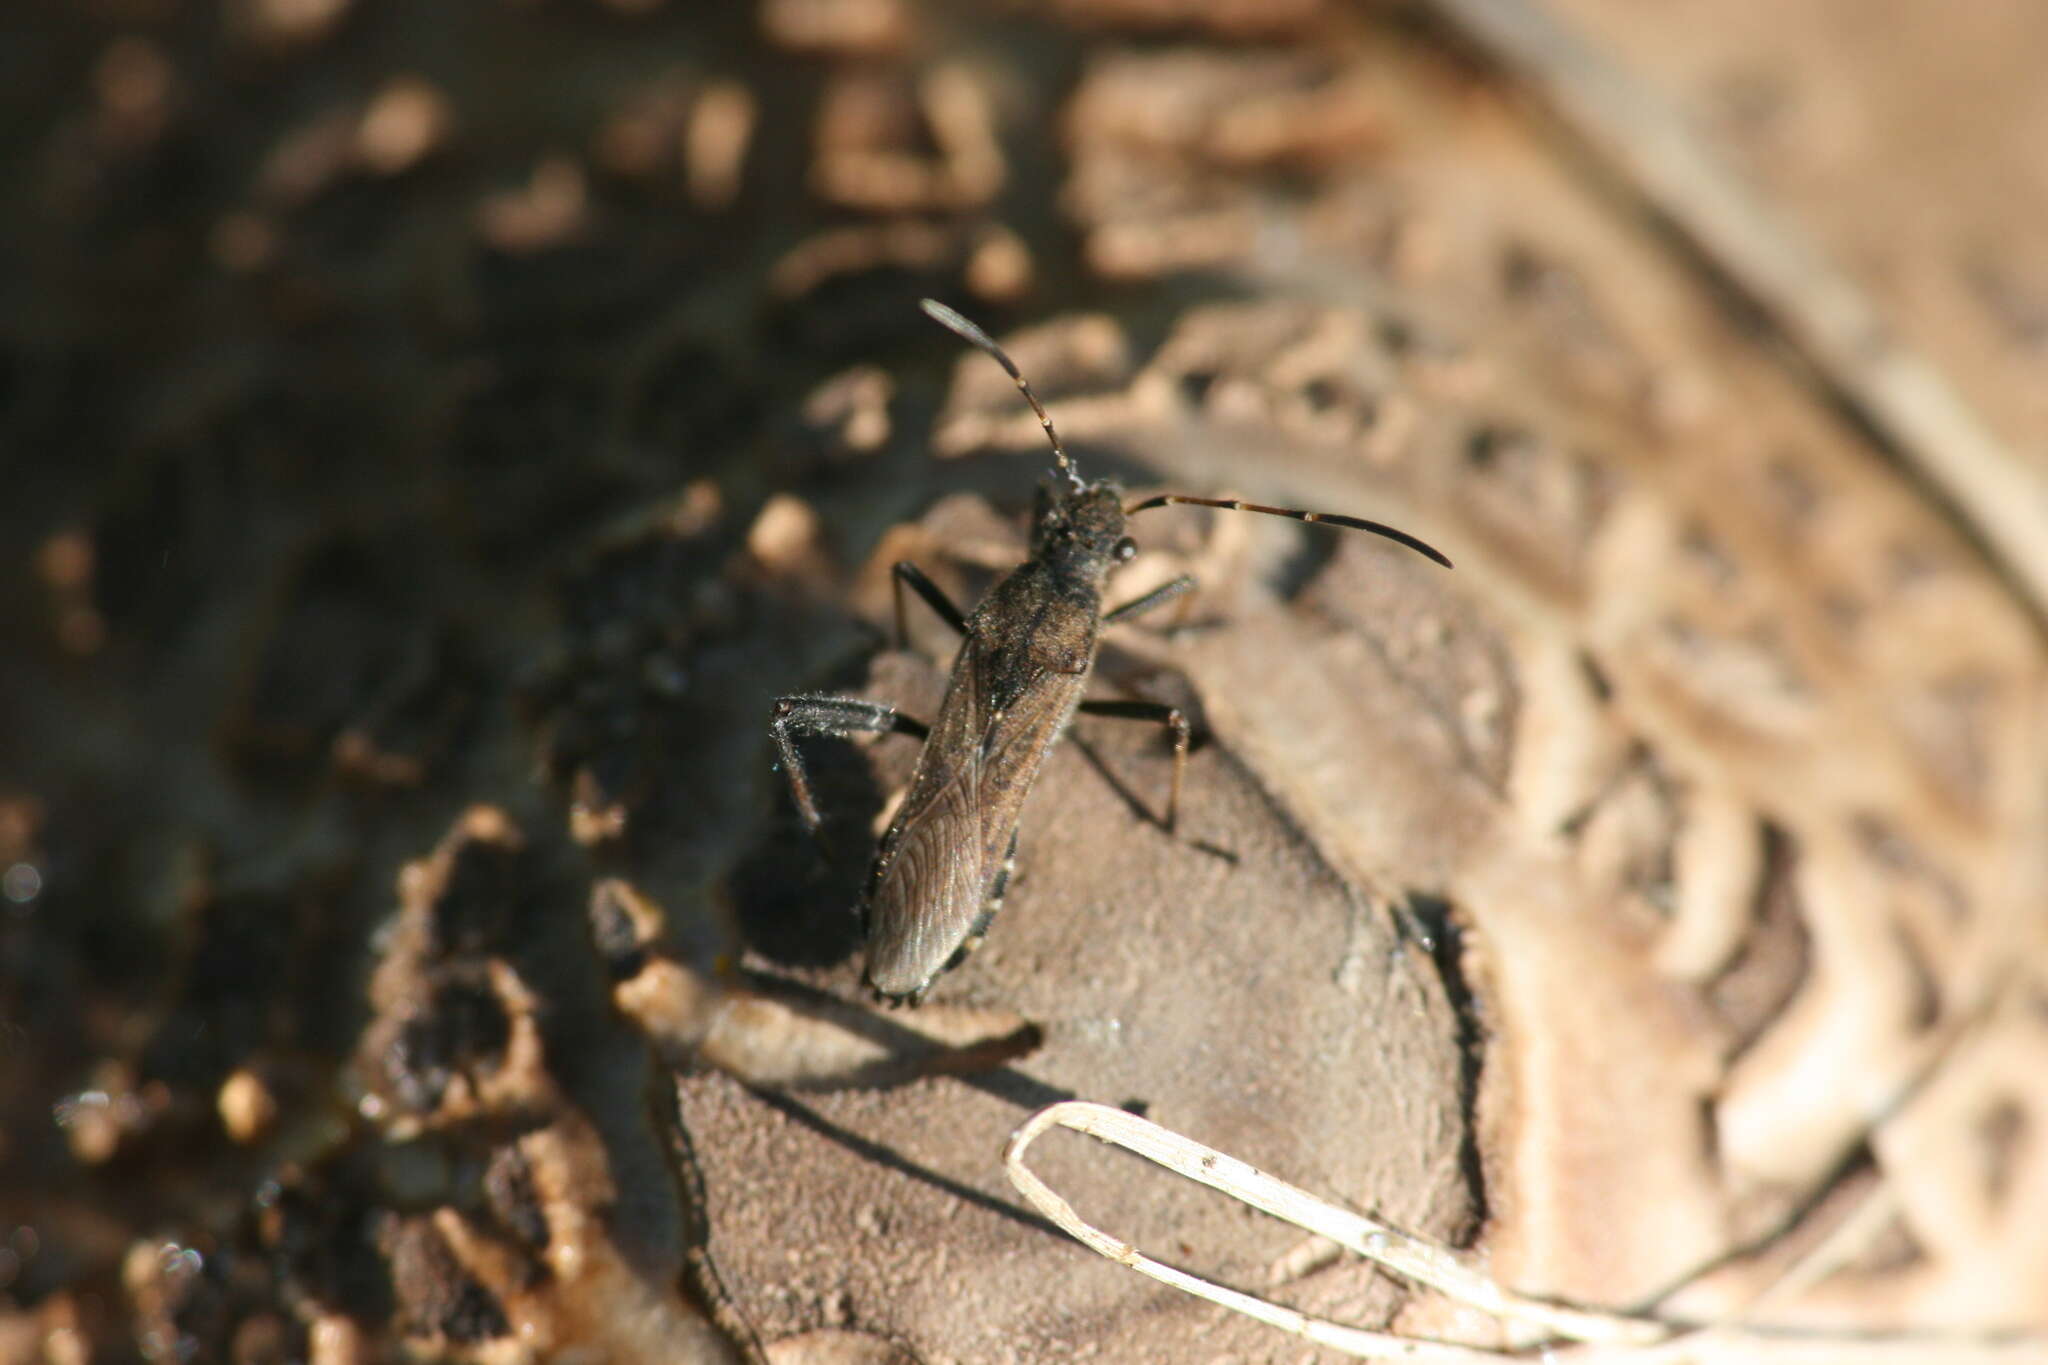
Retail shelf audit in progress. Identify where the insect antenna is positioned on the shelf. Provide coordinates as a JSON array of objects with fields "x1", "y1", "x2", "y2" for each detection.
[
  {"x1": 1124, "y1": 493, "x2": 1454, "y2": 569},
  {"x1": 921, "y1": 298, "x2": 1083, "y2": 492}
]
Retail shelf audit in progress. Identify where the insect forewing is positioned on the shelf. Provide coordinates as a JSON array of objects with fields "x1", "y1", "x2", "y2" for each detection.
[
  {"x1": 864, "y1": 646, "x2": 989, "y2": 997},
  {"x1": 864, "y1": 632, "x2": 1088, "y2": 999}
]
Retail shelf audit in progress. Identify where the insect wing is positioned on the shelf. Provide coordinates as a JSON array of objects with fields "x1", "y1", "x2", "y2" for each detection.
[
  {"x1": 864, "y1": 649, "x2": 987, "y2": 997},
  {"x1": 864, "y1": 637, "x2": 1083, "y2": 998}
]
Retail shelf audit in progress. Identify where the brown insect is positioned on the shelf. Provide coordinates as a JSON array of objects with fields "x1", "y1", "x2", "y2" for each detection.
[{"x1": 771, "y1": 300, "x2": 1452, "y2": 1003}]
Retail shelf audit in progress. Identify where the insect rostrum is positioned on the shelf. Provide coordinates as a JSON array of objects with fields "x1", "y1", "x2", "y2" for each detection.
[{"x1": 770, "y1": 300, "x2": 1452, "y2": 1004}]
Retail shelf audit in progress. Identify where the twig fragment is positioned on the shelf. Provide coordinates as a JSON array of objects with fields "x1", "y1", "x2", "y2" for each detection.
[{"x1": 1004, "y1": 1101, "x2": 2048, "y2": 1364}]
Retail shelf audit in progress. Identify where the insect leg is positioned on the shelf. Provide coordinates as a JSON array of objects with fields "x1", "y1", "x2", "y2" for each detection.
[
  {"x1": 1102, "y1": 574, "x2": 1196, "y2": 627},
  {"x1": 769, "y1": 695, "x2": 930, "y2": 832},
  {"x1": 891, "y1": 561, "x2": 969, "y2": 648},
  {"x1": 1078, "y1": 699, "x2": 1191, "y2": 832}
]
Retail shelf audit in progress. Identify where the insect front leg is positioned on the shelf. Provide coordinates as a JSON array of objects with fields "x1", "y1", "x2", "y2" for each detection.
[
  {"x1": 1078, "y1": 698, "x2": 1191, "y2": 832},
  {"x1": 891, "y1": 561, "x2": 970, "y2": 648},
  {"x1": 769, "y1": 695, "x2": 930, "y2": 832},
  {"x1": 1102, "y1": 574, "x2": 1196, "y2": 628}
]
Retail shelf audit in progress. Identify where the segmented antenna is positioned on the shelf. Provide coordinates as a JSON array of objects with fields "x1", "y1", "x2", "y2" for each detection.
[
  {"x1": 1125, "y1": 493, "x2": 1454, "y2": 569},
  {"x1": 921, "y1": 298, "x2": 1082, "y2": 491}
]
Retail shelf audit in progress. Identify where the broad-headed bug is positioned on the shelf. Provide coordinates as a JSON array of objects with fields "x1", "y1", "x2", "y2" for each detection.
[{"x1": 771, "y1": 300, "x2": 1452, "y2": 1003}]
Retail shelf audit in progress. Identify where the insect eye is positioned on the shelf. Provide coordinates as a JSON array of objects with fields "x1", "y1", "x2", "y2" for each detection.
[{"x1": 1114, "y1": 536, "x2": 1137, "y2": 562}]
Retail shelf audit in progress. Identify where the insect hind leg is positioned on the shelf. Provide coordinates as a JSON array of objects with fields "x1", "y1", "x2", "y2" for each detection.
[
  {"x1": 1078, "y1": 698, "x2": 1191, "y2": 832},
  {"x1": 769, "y1": 695, "x2": 929, "y2": 832}
]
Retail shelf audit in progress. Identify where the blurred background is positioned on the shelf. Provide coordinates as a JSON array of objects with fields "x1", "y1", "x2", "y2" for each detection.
[{"x1": 3, "y1": 1, "x2": 2045, "y2": 1361}]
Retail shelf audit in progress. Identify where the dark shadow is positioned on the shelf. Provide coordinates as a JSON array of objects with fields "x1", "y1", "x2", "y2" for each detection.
[
  {"x1": 725, "y1": 720, "x2": 887, "y2": 970},
  {"x1": 743, "y1": 1087, "x2": 1072, "y2": 1241},
  {"x1": 1067, "y1": 731, "x2": 1168, "y2": 832},
  {"x1": 1066, "y1": 732, "x2": 1235, "y2": 872},
  {"x1": 954, "y1": 1065, "x2": 1073, "y2": 1115},
  {"x1": 1402, "y1": 891, "x2": 1488, "y2": 1245}
]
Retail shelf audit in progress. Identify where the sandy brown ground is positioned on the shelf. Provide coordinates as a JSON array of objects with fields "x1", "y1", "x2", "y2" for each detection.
[{"x1": 1556, "y1": 0, "x2": 2048, "y2": 461}]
